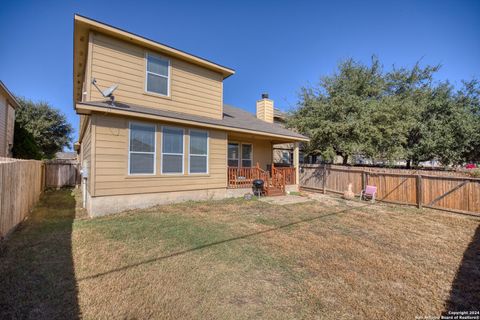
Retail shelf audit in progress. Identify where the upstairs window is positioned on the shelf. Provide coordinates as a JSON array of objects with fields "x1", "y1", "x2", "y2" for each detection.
[
  {"x1": 162, "y1": 127, "x2": 184, "y2": 174},
  {"x1": 146, "y1": 53, "x2": 169, "y2": 96},
  {"x1": 129, "y1": 122, "x2": 156, "y2": 175},
  {"x1": 189, "y1": 130, "x2": 208, "y2": 174}
]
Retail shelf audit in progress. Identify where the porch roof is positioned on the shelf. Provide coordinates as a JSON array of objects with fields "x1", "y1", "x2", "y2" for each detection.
[{"x1": 76, "y1": 100, "x2": 309, "y2": 142}]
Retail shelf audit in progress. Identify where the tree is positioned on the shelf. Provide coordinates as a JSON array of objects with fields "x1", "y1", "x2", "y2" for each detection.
[
  {"x1": 384, "y1": 62, "x2": 441, "y2": 167},
  {"x1": 389, "y1": 76, "x2": 478, "y2": 167},
  {"x1": 12, "y1": 123, "x2": 42, "y2": 160},
  {"x1": 288, "y1": 57, "x2": 480, "y2": 167},
  {"x1": 421, "y1": 82, "x2": 476, "y2": 166},
  {"x1": 14, "y1": 97, "x2": 73, "y2": 159},
  {"x1": 362, "y1": 95, "x2": 409, "y2": 161},
  {"x1": 457, "y1": 79, "x2": 480, "y2": 163},
  {"x1": 288, "y1": 57, "x2": 387, "y2": 164}
]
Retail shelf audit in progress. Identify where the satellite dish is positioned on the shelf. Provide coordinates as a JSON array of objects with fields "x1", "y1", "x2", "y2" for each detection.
[
  {"x1": 91, "y1": 78, "x2": 118, "y2": 104},
  {"x1": 102, "y1": 84, "x2": 118, "y2": 98}
]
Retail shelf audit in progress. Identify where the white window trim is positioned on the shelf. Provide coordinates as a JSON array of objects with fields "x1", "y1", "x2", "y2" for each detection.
[
  {"x1": 241, "y1": 143, "x2": 253, "y2": 168},
  {"x1": 188, "y1": 129, "x2": 209, "y2": 174},
  {"x1": 161, "y1": 126, "x2": 185, "y2": 175},
  {"x1": 228, "y1": 142, "x2": 240, "y2": 168},
  {"x1": 128, "y1": 121, "x2": 157, "y2": 176},
  {"x1": 145, "y1": 52, "x2": 171, "y2": 97}
]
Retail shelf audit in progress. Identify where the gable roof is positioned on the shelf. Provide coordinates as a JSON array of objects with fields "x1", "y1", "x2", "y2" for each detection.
[
  {"x1": 222, "y1": 105, "x2": 305, "y2": 139},
  {"x1": 73, "y1": 14, "x2": 235, "y2": 103},
  {"x1": 0, "y1": 80, "x2": 20, "y2": 109},
  {"x1": 76, "y1": 101, "x2": 309, "y2": 142}
]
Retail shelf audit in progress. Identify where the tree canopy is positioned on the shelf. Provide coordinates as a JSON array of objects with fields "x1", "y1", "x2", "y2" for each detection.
[
  {"x1": 13, "y1": 97, "x2": 73, "y2": 159},
  {"x1": 287, "y1": 57, "x2": 479, "y2": 167}
]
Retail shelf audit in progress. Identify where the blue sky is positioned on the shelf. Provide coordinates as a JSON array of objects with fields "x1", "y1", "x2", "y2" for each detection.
[{"x1": 0, "y1": 0, "x2": 479, "y2": 150}]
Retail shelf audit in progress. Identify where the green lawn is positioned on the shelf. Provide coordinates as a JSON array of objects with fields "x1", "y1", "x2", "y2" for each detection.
[{"x1": 0, "y1": 189, "x2": 478, "y2": 319}]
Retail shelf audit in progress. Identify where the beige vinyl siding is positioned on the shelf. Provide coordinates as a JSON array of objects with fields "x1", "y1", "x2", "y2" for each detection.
[
  {"x1": 228, "y1": 137, "x2": 273, "y2": 171},
  {"x1": 6, "y1": 104, "x2": 15, "y2": 156},
  {"x1": 265, "y1": 107, "x2": 274, "y2": 122},
  {"x1": 79, "y1": 115, "x2": 88, "y2": 138},
  {"x1": 81, "y1": 116, "x2": 93, "y2": 193},
  {"x1": 252, "y1": 140, "x2": 273, "y2": 170},
  {"x1": 256, "y1": 99, "x2": 274, "y2": 123},
  {"x1": 92, "y1": 113, "x2": 227, "y2": 197},
  {"x1": 88, "y1": 33, "x2": 224, "y2": 119},
  {"x1": 0, "y1": 95, "x2": 6, "y2": 156}
]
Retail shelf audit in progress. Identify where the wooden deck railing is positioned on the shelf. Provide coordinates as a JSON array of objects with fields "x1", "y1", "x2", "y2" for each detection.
[
  {"x1": 228, "y1": 166, "x2": 269, "y2": 189},
  {"x1": 271, "y1": 164, "x2": 286, "y2": 193},
  {"x1": 228, "y1": 164, "x2": 297, "y2": 190},
  {"x1": 273, "y1": 167, "x2": 296, "y2": 185}
]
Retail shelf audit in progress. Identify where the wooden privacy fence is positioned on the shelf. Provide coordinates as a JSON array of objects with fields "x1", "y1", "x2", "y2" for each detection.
[
  {"x1": 300, "y1": 164, "x2": 480, "y2": 215},
  {"x1": 0, "y1": 158, "x2": 45, "y2": 239},
  {"x1": 44, "y1": 160, "x2": 80, "y2": 188}
]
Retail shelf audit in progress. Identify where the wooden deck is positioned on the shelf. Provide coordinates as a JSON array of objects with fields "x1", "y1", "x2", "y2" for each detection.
[{"x1": 227, "y1": 164, "x2": 296, "y2": 196}]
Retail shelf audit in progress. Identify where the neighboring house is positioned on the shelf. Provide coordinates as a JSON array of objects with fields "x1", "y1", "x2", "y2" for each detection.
[
  {"x1": 55, "y1": 151, "x2": 78, "y2": 161},
  {"x1": 73, "y1": 15, "x2": 308, "y2": 216},
  {"x1": 0, "y1": 81, "x2": 19, "y2": 158},
  {"x1": 271, "y1": 108, "x2": 309, "y2": 165}
]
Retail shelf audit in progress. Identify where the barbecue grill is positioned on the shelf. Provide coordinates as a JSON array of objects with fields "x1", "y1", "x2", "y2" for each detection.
[{"x1": 252, "y1": 179, "x2": 265, "y2": 197}]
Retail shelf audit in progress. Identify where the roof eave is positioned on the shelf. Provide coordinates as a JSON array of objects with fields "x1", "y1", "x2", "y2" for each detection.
[
  {"x1": 0, "y1": 81, "x2": 20, "y2": 109},
  {"x1": 73, "y1": 14, "x2": 235, "y2": 77},
  {"x1": 75, "y1": 102, "x2": 309, "y2": 142}
]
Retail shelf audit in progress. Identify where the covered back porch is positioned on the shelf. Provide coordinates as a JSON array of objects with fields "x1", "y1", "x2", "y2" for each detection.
[{"x1": 226, "y1": 132, "x2": 300, "y2": 195}]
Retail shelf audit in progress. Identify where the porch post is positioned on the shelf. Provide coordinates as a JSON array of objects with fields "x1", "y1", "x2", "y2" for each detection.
[{"x1": 293, "y1": 142, "x2": 300, "y2": 185}]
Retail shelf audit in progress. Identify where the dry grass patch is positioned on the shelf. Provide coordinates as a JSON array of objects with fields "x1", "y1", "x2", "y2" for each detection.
[{"x1": 0, "y1": 190, "x2": 478, "y2": 319}]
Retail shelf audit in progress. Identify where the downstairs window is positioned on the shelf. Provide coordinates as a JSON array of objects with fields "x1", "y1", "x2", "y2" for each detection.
[
  {"x1": 129, "y1": 122, "x2": 156, "y2": 175},
  {"x1": 189, "y1": 130, "x2": 208, "y2": 174}
]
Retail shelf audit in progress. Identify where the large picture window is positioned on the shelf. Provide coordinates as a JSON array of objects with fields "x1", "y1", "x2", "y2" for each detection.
[
  {"x1": 146, "y1": 53, "x2": 169, "y2": 96},
  {"x1": 228, "y1": 143, "x2": 239, "y2": 167},
  {"x1": 241, "y1": 144, "x2": 253, "y2": 167},
  {"x1": 129, "y1": 122, "x2": 156, "y2": 175},
  {"x1": 189, "y1": 130, "x2": 208, "y2": 174},
  {"x1": 162, "y1": 127, "x2": 184, "y2": 174}
]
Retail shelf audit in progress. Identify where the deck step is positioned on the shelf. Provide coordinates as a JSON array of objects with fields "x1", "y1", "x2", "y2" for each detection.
[{"x1": 266, "y1": 188, "x2": 285, "y2": 196}]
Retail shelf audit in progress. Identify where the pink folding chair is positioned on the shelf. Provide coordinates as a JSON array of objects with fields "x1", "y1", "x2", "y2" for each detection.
[{"x1": 360, "y1": 185, "x2": 377, "y2": 203}]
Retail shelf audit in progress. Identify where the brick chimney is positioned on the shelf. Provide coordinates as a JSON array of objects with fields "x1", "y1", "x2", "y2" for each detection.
[{"x1": 256, "y1": 93, "x2": 274, "y2": 123}]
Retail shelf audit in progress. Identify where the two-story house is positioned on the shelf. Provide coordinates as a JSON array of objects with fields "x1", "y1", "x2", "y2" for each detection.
[{"x1": 73, "y1": 15, "x2": 308, "y2": 216}]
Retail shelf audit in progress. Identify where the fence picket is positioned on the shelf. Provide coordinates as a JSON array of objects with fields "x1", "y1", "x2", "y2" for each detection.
[
  {"x1": 0, "y1": 159, "x2": 45, "y2": 239},
  {"x1": 44, "y1": 160, "x2": 80, "y2": 188}
]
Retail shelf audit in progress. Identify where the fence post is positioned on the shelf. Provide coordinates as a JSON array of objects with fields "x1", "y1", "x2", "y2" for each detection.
[
  {"x1": 362, "y1": 171, "x2": 367, "y2": 191},
  {"x1": 416, "y1": 175, "x2": 423, "y2": 209},
  {"x1": 322, "y1": 164, "x2": 327, "y2": 194},
  {"x1": 42, "y1": 162, "x2": 46, "y2": 191}
]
